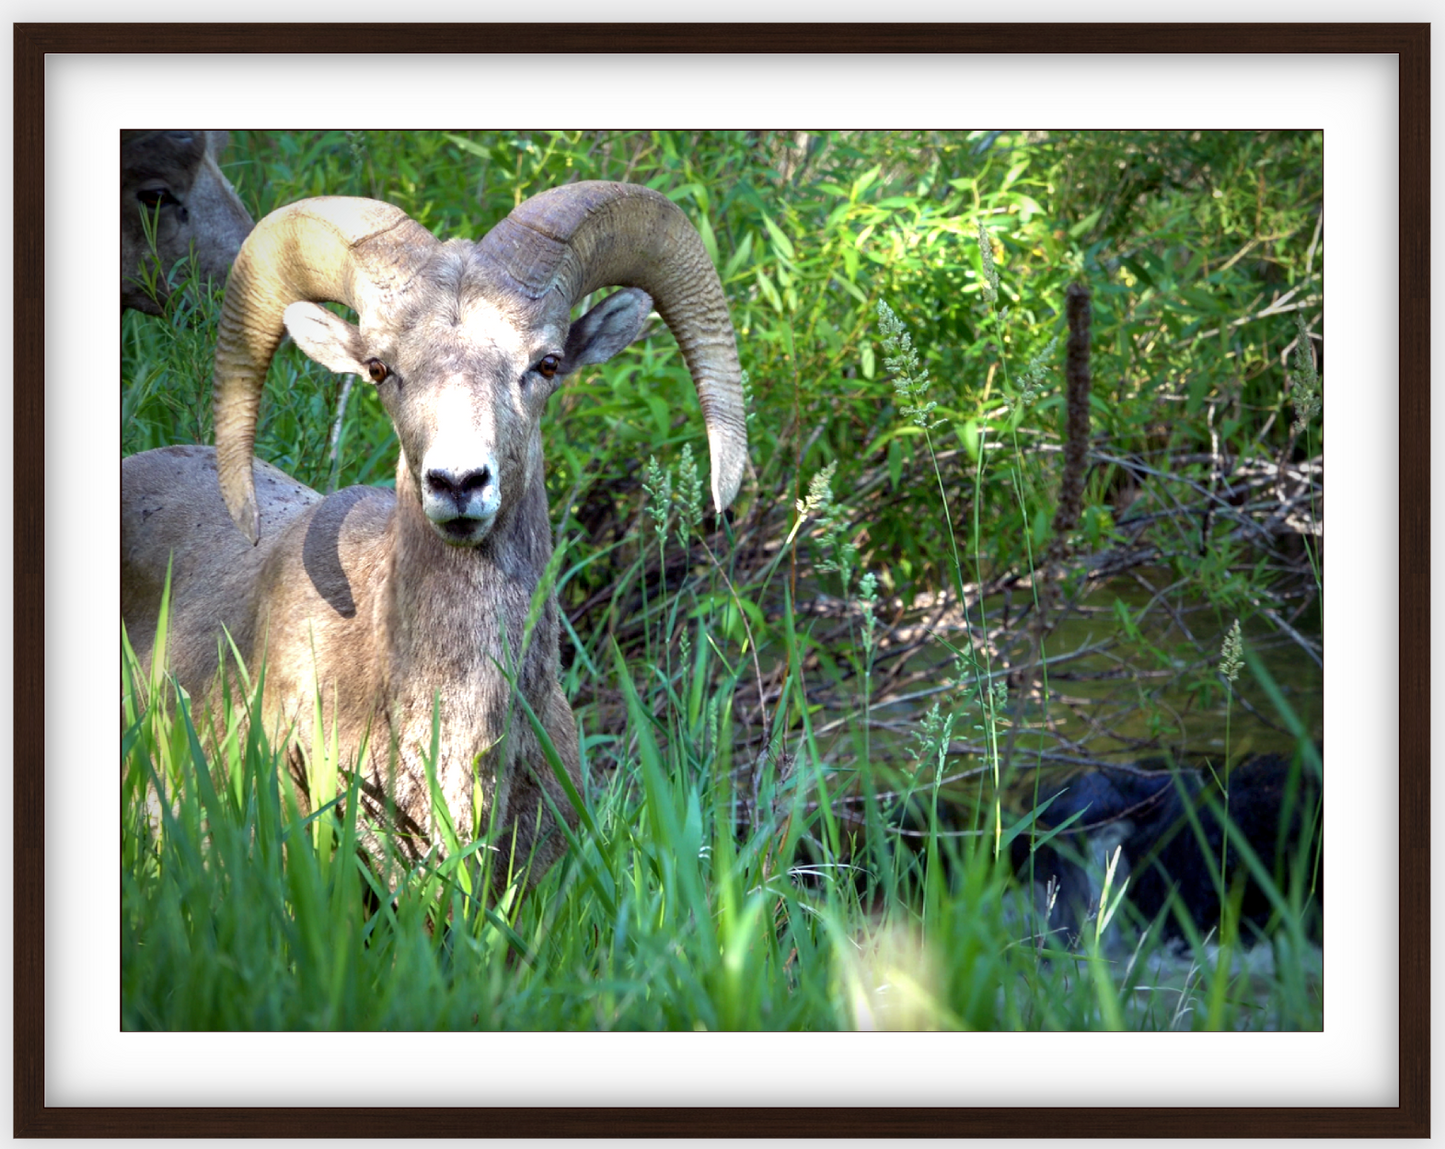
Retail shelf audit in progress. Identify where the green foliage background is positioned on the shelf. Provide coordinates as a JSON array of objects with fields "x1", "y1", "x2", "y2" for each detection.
[{"x1": 128, "y1": 129, "x2": 1322, "y2": 591}]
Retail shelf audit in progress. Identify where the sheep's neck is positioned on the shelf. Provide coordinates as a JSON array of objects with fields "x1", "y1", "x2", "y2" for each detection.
[
  {"x1": 381, "y1": 457, "x2": 559, "y2": 760},
  {"x1": 367, "y1": 457, "x2": 563, "y2": 851}
]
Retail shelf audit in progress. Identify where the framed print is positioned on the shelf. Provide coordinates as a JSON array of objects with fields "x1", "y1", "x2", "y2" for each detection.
[{"x1": 15, "y1": 21, "x2": 1426, "y2": 1139}]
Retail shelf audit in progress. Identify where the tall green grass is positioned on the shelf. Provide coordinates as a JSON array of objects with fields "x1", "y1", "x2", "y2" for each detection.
[
  {"x1": 122, "y1": 655, "x2": 1322, "y2": 1031},
  {"x1": 121, "y1": 469, "x2": 1322, "y2": 1031}
]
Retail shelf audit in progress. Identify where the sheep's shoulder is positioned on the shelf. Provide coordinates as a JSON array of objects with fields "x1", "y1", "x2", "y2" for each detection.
[
  {"x1": 248, "y1": 485, "x2": 394, "y2": 723},
  {"x1": 122, "y1": 445, "x2": 319, "y2": 692}
]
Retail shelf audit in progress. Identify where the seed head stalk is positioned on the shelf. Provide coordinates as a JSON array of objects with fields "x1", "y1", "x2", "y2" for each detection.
[
  {"x1": 979, "y1": 220, "x2": 1065, "y2": 874},
  {"x1": 877, "y1": 298, "x2": 1003, "y2": 855},
  {"x1": 1217, "y1": 619, "x2": 1245, "y2": 897}
]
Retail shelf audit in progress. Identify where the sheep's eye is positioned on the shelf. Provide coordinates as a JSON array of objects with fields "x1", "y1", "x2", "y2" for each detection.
[
  {"x1": 136, "y1": 186, "x2": 181, "y2": 210},
  {"x1": 365, "y1": 358, "x2": 390, "y2": 384},
  {"x1": 536, "y1": 354, "x2": 561, "y2": 380}
]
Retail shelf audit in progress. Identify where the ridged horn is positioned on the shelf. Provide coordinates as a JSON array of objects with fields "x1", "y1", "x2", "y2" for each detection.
[
  {"x1": 479, "y1": 181, "x2": 747, "y2": 513},
  {"x1": 212, "y1": 196, "x2": 438, "y2": 543}
]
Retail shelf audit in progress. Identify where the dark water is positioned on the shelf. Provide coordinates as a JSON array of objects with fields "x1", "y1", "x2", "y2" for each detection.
[
  {"x1": 803, "y1": 568, "x2": 1322, "y2": 800},
  {"x1": 1010, "y1": 576, "x2": 1322, "y2": 765}
]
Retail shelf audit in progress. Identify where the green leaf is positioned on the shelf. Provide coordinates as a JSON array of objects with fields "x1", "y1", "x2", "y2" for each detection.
[
  {"x1": 443, "y1": 133, "x2": 491, "y2": 159},
  {"x1": 851, "y1": 164, "x2": 882, "y2": 201},
  {"x1": 664, "y1": 181, "x2": 707, "y2": 206},
  {"x1": 754, "y1": 267, "x2": 784, "y2": 313},
  {"x1": 1031, "y1": 505, "x2": 1050, "y2": 548},
  {"x1": 833, "y1": 276, "x2": 869, "y2": 305},
  {"x1": 723, "y1": 232, "x2": 754, "y2": 281},
  {"x1": 696, "y1": 209, "x2": 720, "y2": 269},
  {"x1": 760, "y1": 212, "x2": 796, "y2": 262},
  {"x1": 959, "y1": 418, "x2": 981, "y2": 461},
  {"x1": 1068, "y1": 208, "x2": 1102, "y2": 238}
]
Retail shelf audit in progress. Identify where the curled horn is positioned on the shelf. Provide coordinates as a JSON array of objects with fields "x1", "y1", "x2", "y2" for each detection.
[
  {"x1": 479, "y1": 181, "x2": 748, "y2": 513},
  {"x1": 212, "y1": 197, "x2": 438, "y2": 543}
]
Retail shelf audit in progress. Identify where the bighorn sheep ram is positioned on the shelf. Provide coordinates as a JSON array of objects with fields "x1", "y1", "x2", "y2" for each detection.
[
  {"x1": 121, "y1": 130, "x2": 254, "y2": 314},
  {"x1": 122, "y1": 182, "x2": 746, "y2": 883}
]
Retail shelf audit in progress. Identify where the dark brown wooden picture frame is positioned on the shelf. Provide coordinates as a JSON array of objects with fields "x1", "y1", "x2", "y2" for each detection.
[{"x1": 16, "y1": 23, "x2": 1427, "y2": 1138}]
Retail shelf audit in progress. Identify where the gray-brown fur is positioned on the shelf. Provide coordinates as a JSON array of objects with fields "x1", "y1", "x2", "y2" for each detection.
[
  {"x1": 122, "y1": 183, "x2": 746, "y2": 888},
  {"x1": 121, "y1": 130, "x2": 254, "y2": 314}
]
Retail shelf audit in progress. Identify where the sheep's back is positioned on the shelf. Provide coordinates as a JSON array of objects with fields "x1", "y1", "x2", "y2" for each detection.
[{"x1": 122, "y1": 444, "x2": 321, "y2": 696}]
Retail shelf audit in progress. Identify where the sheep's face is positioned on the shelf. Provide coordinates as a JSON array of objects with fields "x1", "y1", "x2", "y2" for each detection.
[
  {"x1": 284, "y1": 280, "x2": 652, "y2": 547},
  {"x1": 121, "y1": 131, "x2": 254, "y2": 315}
]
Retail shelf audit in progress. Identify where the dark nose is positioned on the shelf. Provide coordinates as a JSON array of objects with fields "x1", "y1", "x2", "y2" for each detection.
[{"x1": 425, "y1": 465, "x2": 492, "y2": 509}]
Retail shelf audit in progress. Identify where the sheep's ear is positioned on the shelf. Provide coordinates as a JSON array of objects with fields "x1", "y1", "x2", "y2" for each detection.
[
  {"x1": 562, "y1": 288, "x2": 653, "y2": 374},
  {"x1": 284, "y1": 301, "x2": 369, "y2": 377}
]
